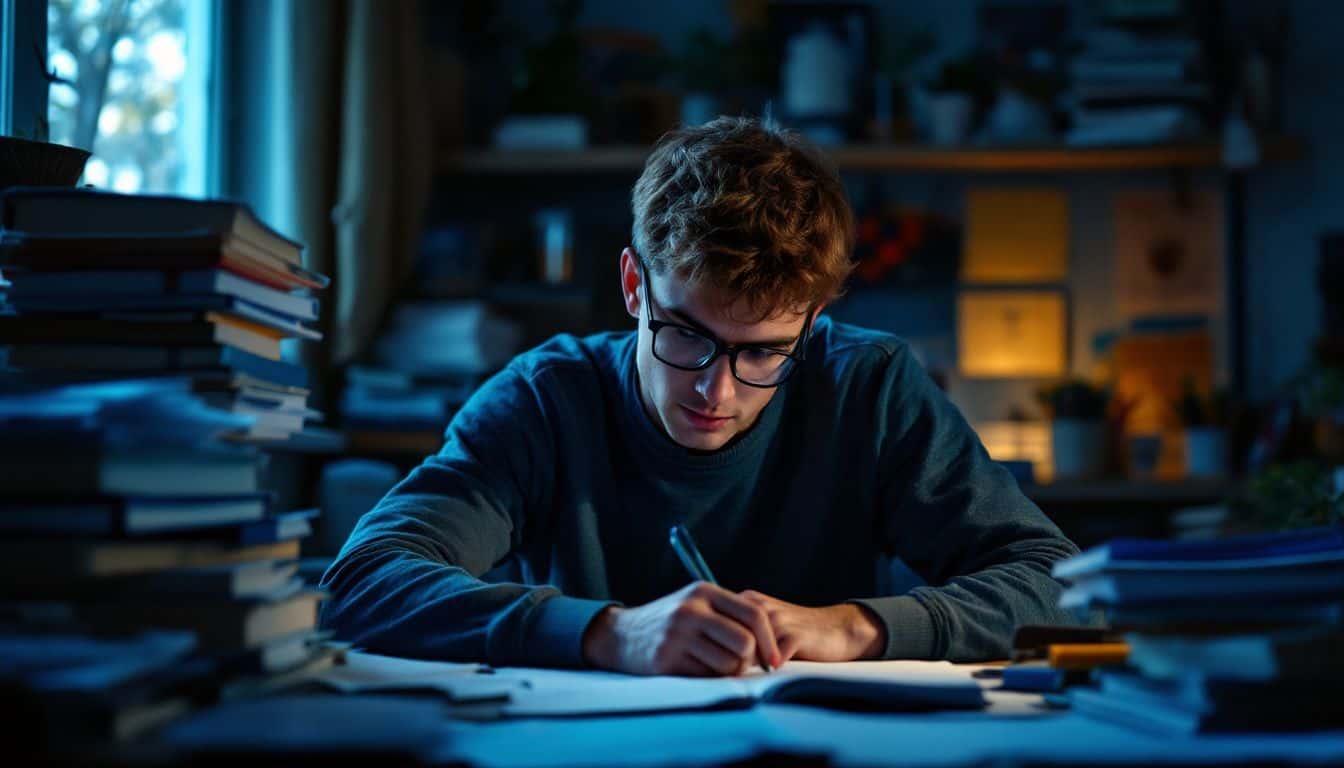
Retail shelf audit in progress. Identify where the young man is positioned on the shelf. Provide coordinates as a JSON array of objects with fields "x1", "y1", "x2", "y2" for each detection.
[{"x1": 321, "y1": 117, "x2": 1080, "y2": 676}]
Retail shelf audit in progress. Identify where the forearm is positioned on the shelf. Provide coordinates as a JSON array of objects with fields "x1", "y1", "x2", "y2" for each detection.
[
  {"x1": 875, "y1": 346, "x2": 1084, "y2": 660},
  {"x1": 321, "y1": 545, "x2": 613, "y2": 667},
  {"x1": 859, "y1": 550, "x2": 1082, "y2": 662}
]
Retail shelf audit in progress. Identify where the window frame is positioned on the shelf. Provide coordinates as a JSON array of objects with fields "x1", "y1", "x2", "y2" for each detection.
[
  {"x1": 1, "y1": 0, "x2": 47, "y2": 139},
  {"x1": 6, "y1": 0, "x2": 222, "y2": 197}
]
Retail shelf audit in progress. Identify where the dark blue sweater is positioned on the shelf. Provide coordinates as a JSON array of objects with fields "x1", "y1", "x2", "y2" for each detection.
[{"x1": 320, "y1": 317, "x2": 1080, "y2": 666}]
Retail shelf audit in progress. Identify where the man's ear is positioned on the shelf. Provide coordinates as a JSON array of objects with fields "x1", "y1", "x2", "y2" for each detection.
[{"x1": 619, "y1": 247, "x2": 642, "y2": 320}]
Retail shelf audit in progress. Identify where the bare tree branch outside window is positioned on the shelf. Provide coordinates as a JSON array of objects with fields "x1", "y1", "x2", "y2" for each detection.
[{"x1": 47, "y1": 0, "x2": 188, "y2": 193}]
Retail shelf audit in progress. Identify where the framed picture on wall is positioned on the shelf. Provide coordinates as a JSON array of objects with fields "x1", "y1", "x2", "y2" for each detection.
[{"x1": 957, "y1": 289, "x2": 1068, "y2": 378}]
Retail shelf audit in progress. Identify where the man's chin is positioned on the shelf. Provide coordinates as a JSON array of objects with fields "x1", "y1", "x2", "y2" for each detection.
[{"x1": 668, "y1": 423, "x2": 735, "y2": 452}]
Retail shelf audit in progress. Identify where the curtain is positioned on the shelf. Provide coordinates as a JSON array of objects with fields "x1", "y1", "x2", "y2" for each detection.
[
  {"x1": 223, "y1": 0, "x2": 433, "y2": 368},
  {"x1": 327, "y1": 0, "x2": 433, "y2": 363}
]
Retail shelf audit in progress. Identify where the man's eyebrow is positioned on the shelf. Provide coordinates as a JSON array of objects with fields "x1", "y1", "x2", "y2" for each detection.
[{"x1": 666, "y1": 306, "x2": 799, "y2": 348}]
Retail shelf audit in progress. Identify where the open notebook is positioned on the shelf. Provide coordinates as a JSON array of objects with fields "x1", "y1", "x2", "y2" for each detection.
[
  {"x1": 494, "y1": 660, "x2": 986, "y2": 717},
  {"x1": 322, "y1": 653, "x2": 986, "y2": 716}
]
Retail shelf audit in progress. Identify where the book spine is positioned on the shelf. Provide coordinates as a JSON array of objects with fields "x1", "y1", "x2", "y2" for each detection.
[{"x1": 220, "y1": 346, "x2": 309, "y2": 389}]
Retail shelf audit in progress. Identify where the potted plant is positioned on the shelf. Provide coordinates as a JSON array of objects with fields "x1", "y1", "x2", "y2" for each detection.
[
  {"x1": 494, "y1": 0, "x2": 594, "y2": 149},
  {"x1": 1174, "y1": 377, "x2": 1231, "y2": 477},
  {"x1": 1298, "y1": 362, "x2": 1344, "y2": 462},
  {"x1": 980, "y1": 69, "x2": 1060, "y2": 145},
  {"x1": 1038, "y1": 379, "x2": 1110, "y2": 480},
  {"x1": 0, "y1": 50, "x2": 90, "y2": 189},
  {"x1": 1230, "y1": 461, "x2": 1344, "y2": 532},
  {"x1": 677, "y1": 27, "x2": 731, "y2": 127},
  {"x1": 871, "y1": 24, "x2": 935, "y2": 141}
]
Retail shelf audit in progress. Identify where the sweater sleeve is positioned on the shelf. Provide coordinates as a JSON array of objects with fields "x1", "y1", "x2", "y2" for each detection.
[
  {"x1": 855, "y1": 347, "x2": 1083, "y2": 662},
  {"x1": 318, "y1": 366, "x2": 615, "y2": 668}
]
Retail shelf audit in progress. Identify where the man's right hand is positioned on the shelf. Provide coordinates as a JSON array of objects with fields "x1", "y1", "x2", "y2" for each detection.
[{"x1": 581, "y1": 582, "x2": 781, "y2": 676}]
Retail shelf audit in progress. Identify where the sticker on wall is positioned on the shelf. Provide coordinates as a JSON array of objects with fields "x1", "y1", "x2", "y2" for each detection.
[
  {"x1": 958, "y1": 290, "x2": 1067, "y2": 378},
  {"x1": 1114, "y1": 189, "x2": 1223, "y2": 318},
  {"x1": 962, "y1": 188, "x2": 1069, "y2": 283}
]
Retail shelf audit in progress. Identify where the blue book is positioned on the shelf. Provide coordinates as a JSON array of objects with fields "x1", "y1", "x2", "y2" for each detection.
[
  {"x1": 1103, "y1": 599, "x2": 1344, "y2": 628},
  {"x1": 1072, "y1": 669, "x2": 1344, "y2": 735},
  {"x1": 1001, "y1": 664, "x2": 1068, "y2": 693},
  {"x1": 0, "y1": 445, "x2": 262, "y2": 497},
  {"x1": 1, "y1": 559, "x2": 300, "y2": 601},
  {"x1": 0, "y1": 187, "x2": 301, "y2": 261},
  {"x1": 0, "y1": 494, "x2": 269, "y2": 536},
  {"x1": 4, "y1": 343, "x2": 308, "y2": 389},
  {"x1": 225, "y1": 508, "x2": 318, "y2": 547},
  {"x1": 3, "y1": 630, "x2": 198, "y2": 692},
  {"x1": 7, "y1": 268, "x2": 318, "y2": 321},
  {"x1": 1054, "y1": 526, "x2": 1344, "y2": 580},
  {"x1": 1059, "y1": 563, "x2": 1344, "y2": 609}
]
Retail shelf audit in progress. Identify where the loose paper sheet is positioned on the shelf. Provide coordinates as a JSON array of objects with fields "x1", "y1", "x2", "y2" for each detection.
[{"x1": 318, "y1": 651, "x2": 518, "y2": 702}]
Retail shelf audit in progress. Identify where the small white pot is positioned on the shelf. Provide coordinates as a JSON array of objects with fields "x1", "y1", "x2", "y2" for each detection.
[
  {"x1": 1184, "y1": 427, "x2": 1227, "y2": 477},
  {"x1": 1051, "y1": 419, "x2": 1107, "y2": 480},
  {"x1": 927, "y1": 92, "x2": 975, "y2": 146}
]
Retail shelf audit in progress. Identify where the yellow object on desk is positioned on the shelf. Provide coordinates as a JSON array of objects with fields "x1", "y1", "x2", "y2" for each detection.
[{"x1": 1047, "y1": 643, "x2": 1130, "y2": 670}]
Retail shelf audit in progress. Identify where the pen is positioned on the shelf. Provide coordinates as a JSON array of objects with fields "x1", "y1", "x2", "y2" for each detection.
[{"x1": 668, "y1": 523, "x2": 772, "y2": 674}]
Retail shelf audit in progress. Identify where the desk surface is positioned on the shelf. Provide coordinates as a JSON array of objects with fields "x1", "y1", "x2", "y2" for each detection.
[
  {"x1": 421, "y1": 656, "x2": 1344, "y2": 768},
  {"x1": 163, "y1": 652, "x2": 1344, "y2": 767},
  {"x1": 437, "y1": 705, "x2": 1344, "y2": 768}
]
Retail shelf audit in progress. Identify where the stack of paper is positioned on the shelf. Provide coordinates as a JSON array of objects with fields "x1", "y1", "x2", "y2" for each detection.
[
  {"x1": 343, "y1": 302, "x2": 514, "y2": 452},
  {"x1": 1065, "y1": 18, "x2": 1210, "y2": 146},
  {"x1": 1053, "y1": 526, "x2": 1344, "y2": 734},
  {"x1": 372, "y1": 301, "x2": 521, "y2": 376}
]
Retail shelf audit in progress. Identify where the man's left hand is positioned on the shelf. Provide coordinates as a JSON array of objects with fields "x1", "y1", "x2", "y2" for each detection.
[{"x1": 738, "y1": 591, "x2": 887, "y2": 664}]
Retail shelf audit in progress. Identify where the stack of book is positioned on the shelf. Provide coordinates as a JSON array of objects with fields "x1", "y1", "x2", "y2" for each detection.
[
  {"x1": 1065, "y1": 10, "x2": 1211, "y2": 146},
  {"x1": 0, "y1": 187, "x2": 327, "y2": 441},
  {"x1": 1053, "y1": 526, "x2": 1344, "y2": 734},
  {"x1": 341, "y1": 364, "x2": 480, "y2": 454},
  {"x1": 0, "y1": 188, "x2": 335, "y2": 752},
  {"x1": 341, "y1": 301, "x2": 518, "y2": 455}
]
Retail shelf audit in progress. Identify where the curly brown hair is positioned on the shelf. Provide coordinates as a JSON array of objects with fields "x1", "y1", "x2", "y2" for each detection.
[{"x1": 631, "y1": 116, "x2": 855, "y2": 321}]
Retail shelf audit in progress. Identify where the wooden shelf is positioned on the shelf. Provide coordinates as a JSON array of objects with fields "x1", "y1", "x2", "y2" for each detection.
[
  {"x1": 345, "y1": 429, "x2": 444, "y2": 457},
  {"x1": 232, "y1": 426, "x2": 348, "y2": 454},
  {"x1": 1022, "y1": 477, "x2": 1231, "y2": 506},
  {"x1": 441, "y1": 137, "x2": 1305, "y2": 175}
]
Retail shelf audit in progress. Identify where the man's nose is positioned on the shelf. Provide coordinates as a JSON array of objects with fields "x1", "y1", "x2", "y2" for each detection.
[{"x1": 695, "y1": 355, "x2": 736, "y2": 406}]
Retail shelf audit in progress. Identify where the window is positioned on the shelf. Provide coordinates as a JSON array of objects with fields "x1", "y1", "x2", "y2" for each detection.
[{"x1": 45, "y1": 0, "x2": 215, "y2": 196}]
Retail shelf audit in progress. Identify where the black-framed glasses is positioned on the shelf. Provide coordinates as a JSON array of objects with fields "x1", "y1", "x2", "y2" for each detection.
[{"x1": 640, "y1": 264, "x2": 812, "y2": 388}]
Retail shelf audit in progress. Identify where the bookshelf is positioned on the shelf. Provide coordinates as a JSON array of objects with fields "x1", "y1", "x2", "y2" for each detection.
[
  {"x1": 1024, "y1": 477, "x2": 1232, "y2": 548},
  {"x1": 440, "y1": 137, "x2": 1306, "y2": 175},
  {"x1": 1022, "y1": 477, "x2": 1231, "y2": 506},
  {"x1": 432, "y1": 133, "x2": 1308, "y2": 404},
  {"x1": 344, "y1": 429, "x2": 444, "y2": 460}
]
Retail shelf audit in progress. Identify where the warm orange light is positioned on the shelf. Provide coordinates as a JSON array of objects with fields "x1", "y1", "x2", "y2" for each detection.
[{"x1": 958, "y1": 291, "x2": 1067, "y2": 378}]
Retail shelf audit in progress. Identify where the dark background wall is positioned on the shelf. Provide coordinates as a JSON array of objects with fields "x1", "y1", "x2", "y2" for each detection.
[{"x1": 436, "y1": 0, "x2": 1337, "y2": 410}]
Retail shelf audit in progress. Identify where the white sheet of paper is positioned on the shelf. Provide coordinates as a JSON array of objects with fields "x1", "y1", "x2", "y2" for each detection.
[{"x1": 317, "y1": 651, "x2": 518, "y2": 702}]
